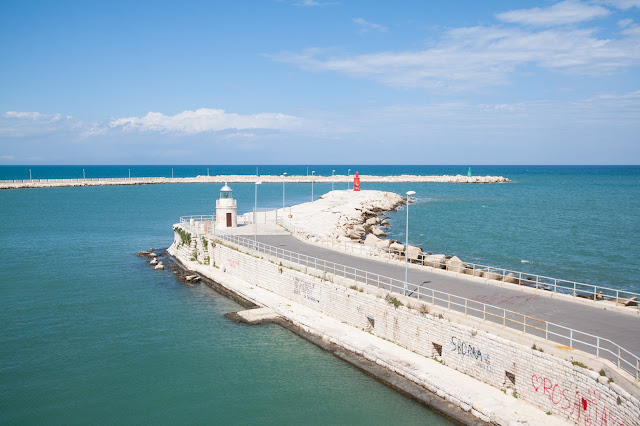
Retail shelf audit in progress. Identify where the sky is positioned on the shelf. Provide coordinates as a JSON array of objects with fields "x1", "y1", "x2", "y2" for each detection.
[{"x1": 1, "y1": 0, "x2": 639, "y2": 165}]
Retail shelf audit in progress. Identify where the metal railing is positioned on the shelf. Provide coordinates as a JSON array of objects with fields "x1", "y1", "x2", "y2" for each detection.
[
  {"x1": 178, "y1": 215, "x2": 640, "y2": 381},
  {"x1": 277, "y1": 216, "x2": 640, "y2": 307}
]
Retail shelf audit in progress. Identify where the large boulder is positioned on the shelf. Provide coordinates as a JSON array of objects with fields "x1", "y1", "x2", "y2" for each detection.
[
  {"x1": 406, "y1": 245, "x2": 423, "y2": 261},
  {"x1": 154, "y1": 262, "x2": 164, "y2": 270},
  {"x1": 389, "y1": 242, "x2": 405, "y2": 253},
  {"x1": 423, "y1": 254, "x2": 446, "y2": 269},
  {"x1": 484, "y1": 271, "x2": 502, "y2": 281},
  {"x1": 365, "y1": 217, "x2": 379, "y2": 226},
  {"x1": 376, "y1": 239, "x2": 391, "y2": 249},
  {"x1": 364, "y1": 234, "x2": 381, "y2": 247},
  {"x1": 150, "y1": 258, "x2": 158, "y2": 266},
  {"x1": 446, "y1": 256, "x2": 467, "y2": 273},
  {"x1": 371, "y1": 226, "x2": 386, "y2": 238},
  {"x1": 352, "y1": 224, "x2": 366, "y2": 234},
  {"x1": 504, "y1": 272, "x2": 520, "y2": 284}
]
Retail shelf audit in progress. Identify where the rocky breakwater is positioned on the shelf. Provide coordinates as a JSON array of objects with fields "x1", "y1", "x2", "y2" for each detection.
[{"x1": 285, "y1": 190, "x2": 405, "y2": 245}]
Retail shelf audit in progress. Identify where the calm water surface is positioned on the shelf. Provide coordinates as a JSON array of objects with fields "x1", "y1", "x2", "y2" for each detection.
[
  {"x1": 2, "y1": 165, "x2": 639, "y2": 423},
  {"x1": 0, "y1": 183, "x2": 452, "y2": 424}
]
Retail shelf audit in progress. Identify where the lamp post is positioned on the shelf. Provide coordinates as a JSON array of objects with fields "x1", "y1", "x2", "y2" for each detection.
[
  {"x1": 171, "y1": 168, "x2": 174, "y2": 179},
  {"x1": 347, "y1": 169, "x2": 351, "y2": 189},
  {"x1": 282, "y1": 172, "x2": 287, "y2": 210},
  {"x1": 29, "y1": 169, "x2": 32, "y2": 181},
  {"x1": 404, "y1": 190, "x2": 416, "y2": 296},
  {"x1": 129, "y1": 168, "x2": 131, "y2": 180},
  {"x1": 83, "y1": 168, "x2": 85, "y2": 182},
  {"x1": 311, "y1": 171, "x2": 315, "y2": 202},
  {"x1": 254, "y1": 181, "x2": 262, "y2": 248},
  {"x1": 207, "y1": 168, "x2": 209, "y2": 177},
  {"x1": 332, "y1": 169, "x2": 335, "y2": 191}
]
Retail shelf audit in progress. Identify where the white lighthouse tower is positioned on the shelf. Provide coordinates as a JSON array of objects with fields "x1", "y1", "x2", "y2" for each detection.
[{"x1": 216, "y1": 183, "x2": 237, "y2": 229}]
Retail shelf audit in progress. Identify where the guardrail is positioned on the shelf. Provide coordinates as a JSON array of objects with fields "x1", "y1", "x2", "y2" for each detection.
[
  {"x1": 178, "y1": 215, "x2": 640, "y2": 381},
  {"x1": 277, "y1": 216, "x2": 640, "y2": 307}
]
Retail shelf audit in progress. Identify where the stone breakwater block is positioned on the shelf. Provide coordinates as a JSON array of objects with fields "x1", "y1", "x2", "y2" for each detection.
[
  {"x1": 406, "y1": 245, "x2": 423, "y2": 261},
  {"x1": 364, "y1": 234, "x2": 381, "y2": 247},
  {"x1": 154, "y1": 262, "x2": 164, "y2": 270},
  {"x1": 233, "y1": 308, "x2": 281, "y2": 324}
]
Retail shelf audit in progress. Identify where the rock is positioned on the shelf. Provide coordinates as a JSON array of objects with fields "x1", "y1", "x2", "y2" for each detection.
[
  {"x1": 150, "y1": 252, "x2": 158, "y2": 257},
  {"x1": 446, "y1": 256, "x2": 467, "y2": 273},
  {"x1": 406, "y1": 245, "x2": 423, "y2": 261},
  {"x1": 348, "y1": 232, "x2": 362, "y2": 240},
  {"x1": 371, "y1": 226, "x2": 386, "y2": 238},
  {"x1": 380, "y1": 219, "x2": 390, "y2": 227},
  {"x1": 352, "y1": 224, "x2": 366, "y2": 233},
  {"x1": 483, "y1": 271, "x2": 502, "y2": 281},
  {"x1": 376, "y1": 239, "x2": 391, "y2": 249},
  {"x1": 389, "y1": 242, "x2": 405, "y2": 253},
  {"x1": 149, "y1": 248, "x2": 155, "y2": 253},
  {"x1": 137, "y1": 251, "x2": 150, "y2": 257},
  {"x1": 424, "y1": 254, "x2": 446, "y2": 269},
  {"x1": 150, "y1": 258, "x2": 158, "y2": 265},
  {"x1": 504, "y1": 272, "x2": 520, "y2": 284},
  {"x1": 364, "y1": 234, "x2": 381, "y2": 247},
  {"x1": 470, "y1": 269, "x2": 484, "y2": 277},
  {"x1": 154, "y1": 262, "x2": 164, "y2": 270},
  {"x1": 365, "y1": 217, "x2": 379, "y2": 226},
  {"x1": 185, "y1": 275, "x2": 201, "y2": 283}
]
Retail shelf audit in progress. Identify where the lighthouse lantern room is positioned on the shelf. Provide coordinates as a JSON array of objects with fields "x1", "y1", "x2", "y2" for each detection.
[{"x1": 216, "y1": 183, "x2": 237, "y2": 229}]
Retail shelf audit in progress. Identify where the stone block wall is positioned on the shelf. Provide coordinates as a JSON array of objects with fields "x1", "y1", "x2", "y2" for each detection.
[{"x1": 194, "y1": 232, "x2": 639, "y2": 425}]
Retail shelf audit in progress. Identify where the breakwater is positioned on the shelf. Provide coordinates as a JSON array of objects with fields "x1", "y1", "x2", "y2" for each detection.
[
  {"x1": 0, "y1": 174, "x2": 510, "y2": 189},
  {"x1": 169, "y1": 222, "x2": 640, "y2": 425}
]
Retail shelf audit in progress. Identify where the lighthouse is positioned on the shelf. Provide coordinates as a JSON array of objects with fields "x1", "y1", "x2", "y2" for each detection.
[{"x1": 216, "y1": 183, "x2": 237, "y2": 229}]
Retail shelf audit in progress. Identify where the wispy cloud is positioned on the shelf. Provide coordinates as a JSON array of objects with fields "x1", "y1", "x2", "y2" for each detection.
[
  {"x1": 496, "y1": 0, "x2": 610, "y2": 26},
  {"x1": 271, "y1": 16, "x2": 640, "y2": 91},
  {"x1": 353, "y1": 18, "x2": 388, "y2": 33},
  {"x1": 599, "y1": 0, "x2": 640, "y2": 10},
  {"x1": 0, "y1": 111, "x2": 90, "y2": 138},
  {"x1": 108, "y1": 108, "x2": 305, "y2": 134}
]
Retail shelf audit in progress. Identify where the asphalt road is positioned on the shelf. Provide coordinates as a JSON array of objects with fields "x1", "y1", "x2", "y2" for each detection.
[{"x1": 244, "y1": 234, "x2": 640, "y2": 366}]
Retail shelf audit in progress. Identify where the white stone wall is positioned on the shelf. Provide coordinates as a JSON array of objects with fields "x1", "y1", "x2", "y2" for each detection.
[{"x1": 199, "y1": 234, "x2": 639, "y2": 426}]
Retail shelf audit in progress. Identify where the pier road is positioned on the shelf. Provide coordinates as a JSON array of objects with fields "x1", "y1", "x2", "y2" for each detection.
[{"x1": 245, "y1": 234, "x2": 640, "y2": 359}]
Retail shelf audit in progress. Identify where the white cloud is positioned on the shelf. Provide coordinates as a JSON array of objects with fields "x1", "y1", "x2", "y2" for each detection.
[
  {"x1": 496, "y1": 0, "x2": 610, "y2": 26},
  {"x1": 108, "y1": 108, "x2": 305, "y2": 134},
  {"x1": 272, "y1": 22, "x2": 640, "y2": 91},
  {"x1": 0, "y1": 111, "x2": 90, "y2": 137},
  {"x1": 599, "y1": 0, "x2": 640, "y2": 10},
  {"x1": 353, "y1": 18, "x2": 388, "y2": 33},
  {"x1": 0, "y1": 154, "x2": 16, "y2": 160}
]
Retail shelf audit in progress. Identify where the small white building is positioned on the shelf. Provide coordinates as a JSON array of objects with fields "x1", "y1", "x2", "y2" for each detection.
[{"x1": 216, "y1": 183, "x2": 237, "y2": 229}]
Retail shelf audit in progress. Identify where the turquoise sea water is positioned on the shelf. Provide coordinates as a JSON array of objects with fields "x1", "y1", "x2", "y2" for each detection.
[
  {"x1": 0, "y1": 180, "x2": 452, "y2": 424},
  {"x1": 1, "y1": 165, "x2": 639, "y2": 423}
]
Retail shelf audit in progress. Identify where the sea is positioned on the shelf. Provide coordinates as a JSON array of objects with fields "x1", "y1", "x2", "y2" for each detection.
[{"x1": 1, "y1": 165, "x2": 639, "y2": 424}]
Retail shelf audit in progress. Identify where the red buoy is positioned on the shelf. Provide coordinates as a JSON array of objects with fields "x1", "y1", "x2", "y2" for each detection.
[{"x1": 353, "y1": 171, "x2": 360, "y2": 191}]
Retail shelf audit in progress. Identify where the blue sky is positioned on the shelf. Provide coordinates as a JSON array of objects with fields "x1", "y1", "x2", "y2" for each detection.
[{"x1": 1, "y1": 0, "x2": 639, "y2": 165}]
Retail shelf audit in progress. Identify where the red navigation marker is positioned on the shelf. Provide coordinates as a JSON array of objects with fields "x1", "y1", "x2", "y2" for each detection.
[{"x1": 353, "y1": 171, "x2": 360, "y2": 191}]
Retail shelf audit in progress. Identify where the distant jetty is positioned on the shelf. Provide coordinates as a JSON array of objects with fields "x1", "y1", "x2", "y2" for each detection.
[{"x1": 0, "y1": 174, "x2": 510, "y2": 189}]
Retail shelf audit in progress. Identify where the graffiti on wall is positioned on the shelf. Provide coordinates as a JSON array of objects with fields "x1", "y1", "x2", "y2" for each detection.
[
  {"x1": 450, "y1": 336, "x2": 493, "y2": 374},
  {"x1": 293, "y1": 277, "x2": 319, "y2": 303},
  {"x1": 531, "y1": 374, "x2": 624, "y2": 425}
]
